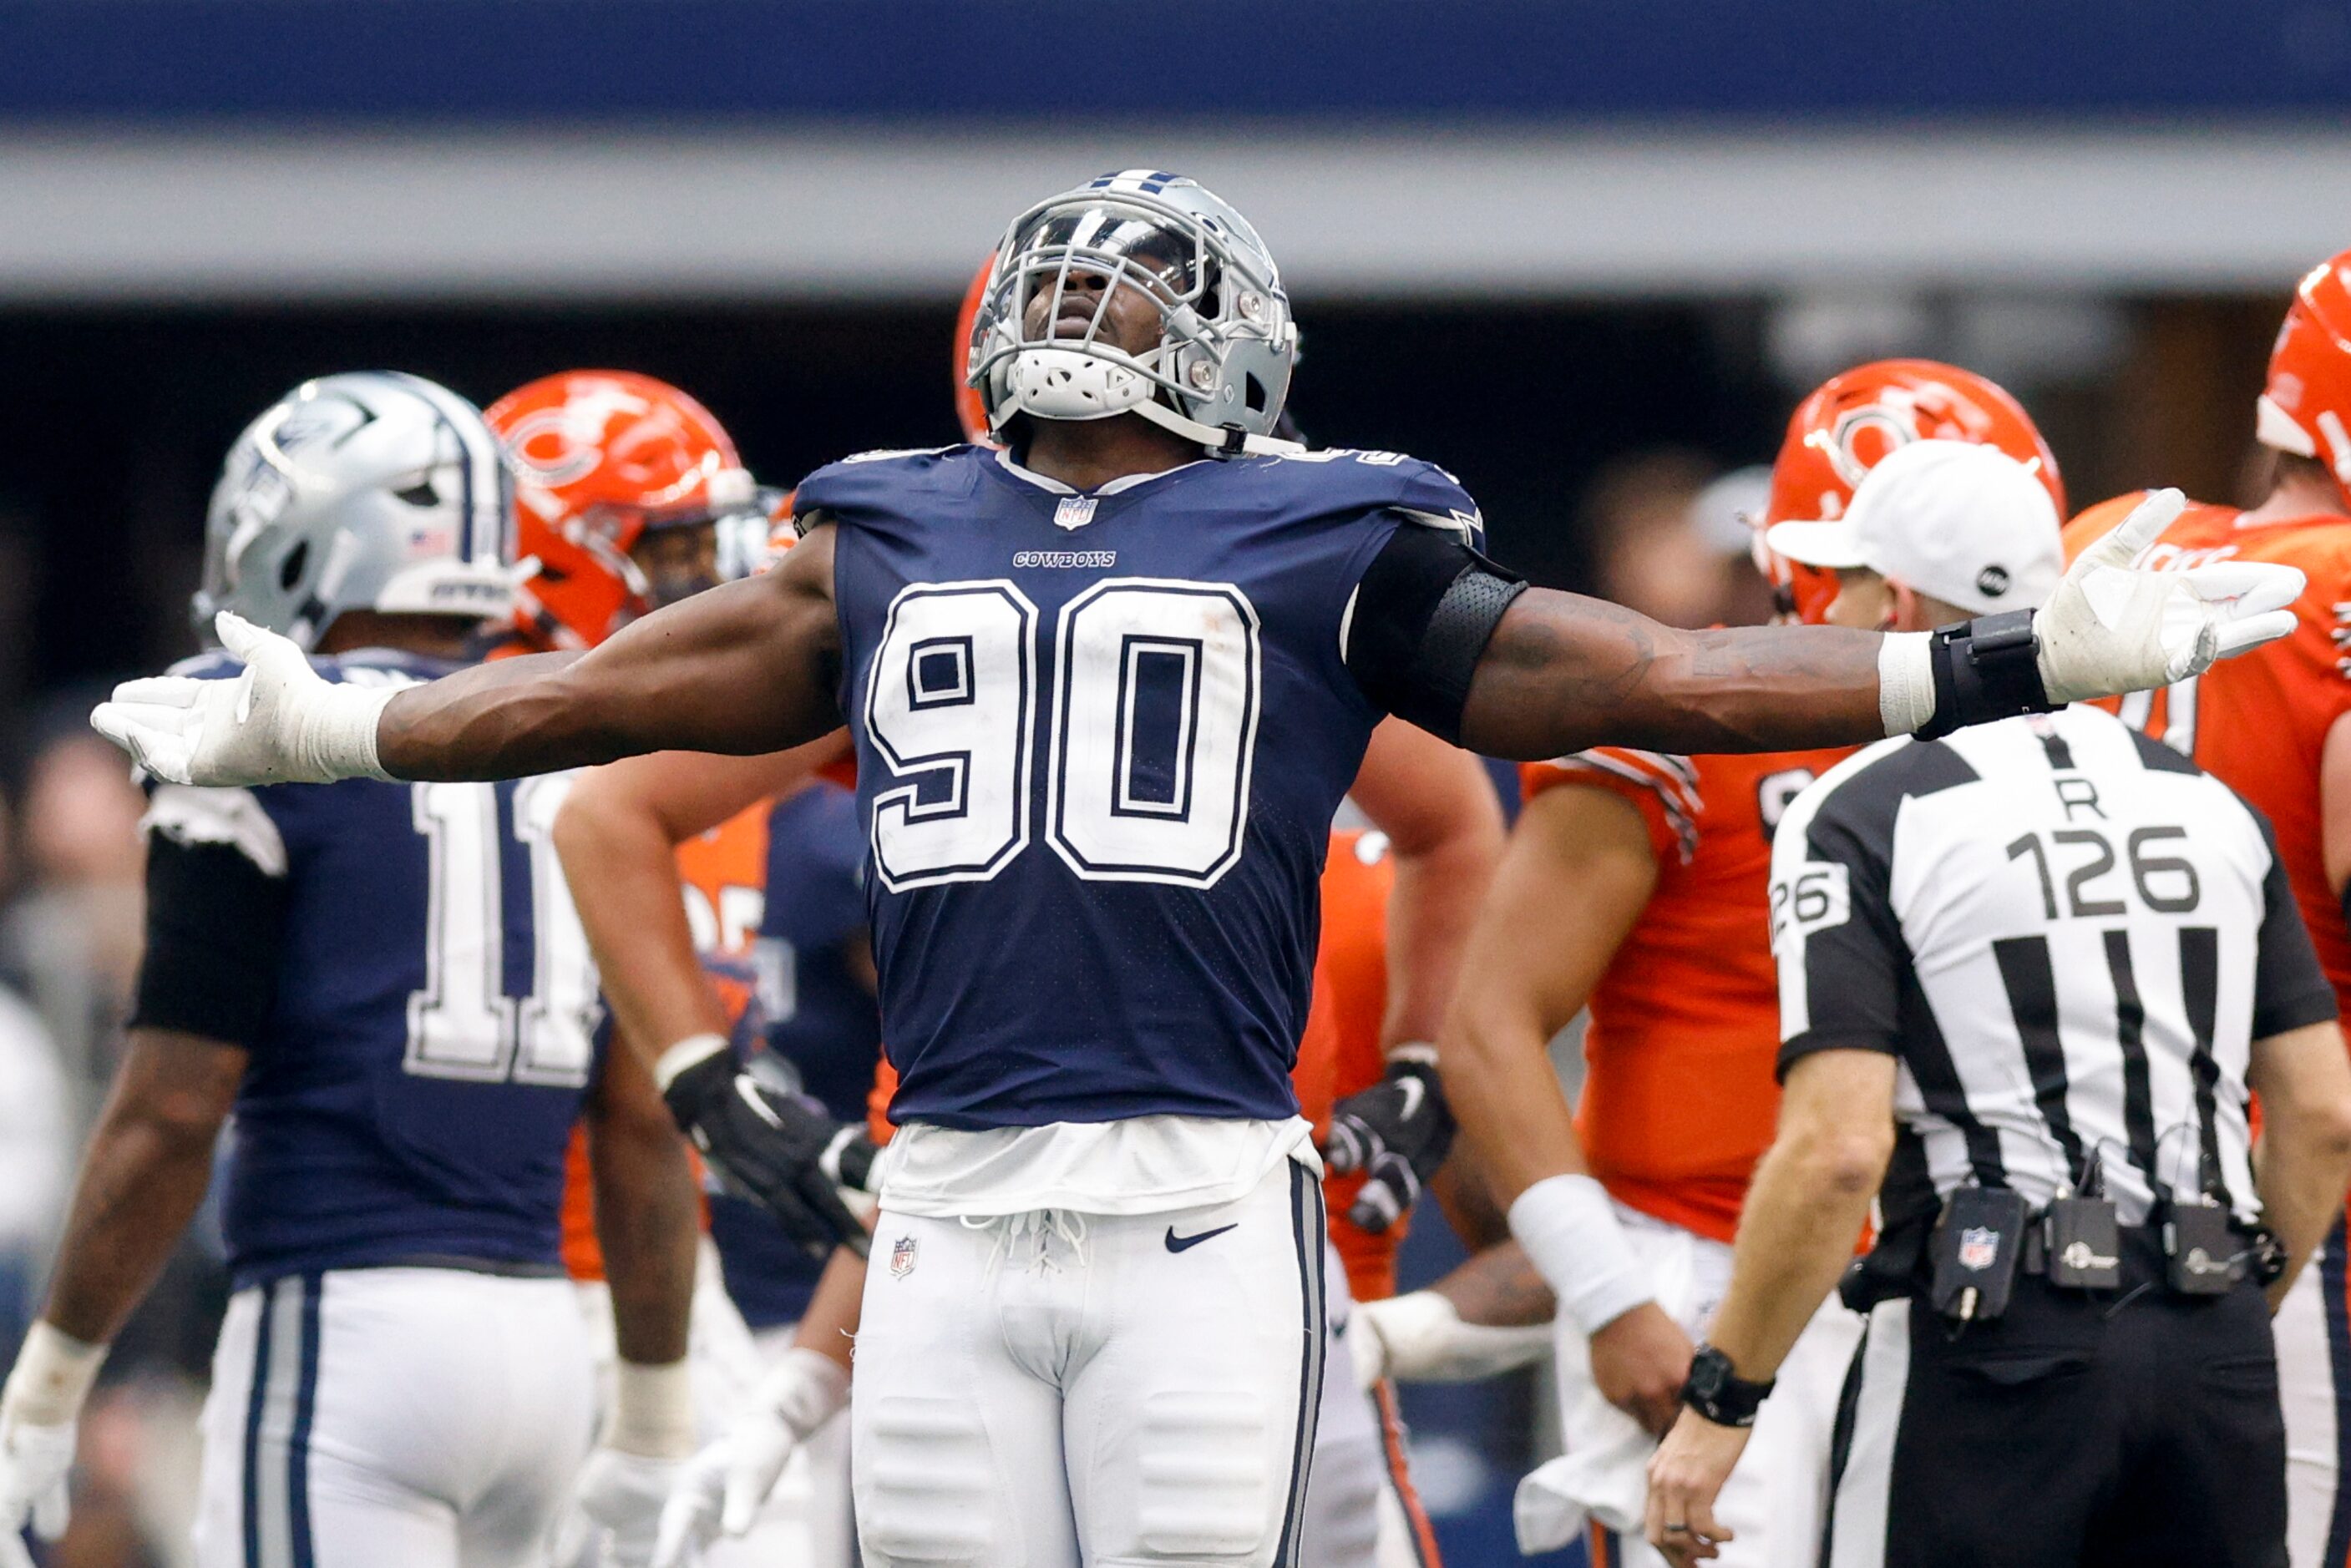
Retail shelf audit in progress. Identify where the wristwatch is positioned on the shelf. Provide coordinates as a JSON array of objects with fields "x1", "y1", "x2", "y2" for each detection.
[{"x1": 1681, "y1": 1345, "x2": 1775, "y2": 1428}]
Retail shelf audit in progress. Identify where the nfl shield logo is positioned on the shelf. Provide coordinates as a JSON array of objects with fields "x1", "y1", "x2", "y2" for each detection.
[
  {"x1": 889, "y1": 1235, "x2": 918, "y2": 1279},
  {"x1": 1958, "y1": 1227, "x2": 2000, "y2": 1272},
  {"x1": 1054, "y1": 496, "x2": 1099, "y2": 531}
]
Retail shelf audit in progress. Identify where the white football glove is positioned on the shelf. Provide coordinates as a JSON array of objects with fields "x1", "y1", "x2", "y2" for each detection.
[
  {"x1": 567, "y1": 1447, "x2": 692, "y2": 1568},
  {"x1": 1349, "y1": 1290, "x2": 1553, "y2": 1393},
  {"x1": 89, "y1": 612, "x2": 394, "y2": 787},
  {"x1": 651, "y1": 1348, "x2": 848, "y2": 1568},
  {"x1": 0, "y1": 1414, "x2": 74, "y2": 1568},
  {"x1": 2035, "y1": 488, "x2": 2305, "y2": 704}
]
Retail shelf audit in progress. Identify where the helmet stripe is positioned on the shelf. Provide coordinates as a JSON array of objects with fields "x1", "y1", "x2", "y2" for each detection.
[{"x1": 383, "y1": 372, "x2": 507, "y2": 567}]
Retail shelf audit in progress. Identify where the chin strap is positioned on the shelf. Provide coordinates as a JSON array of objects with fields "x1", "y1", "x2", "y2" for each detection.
[{"x1": 1127, "y1": 397, "x2": 1307, "y2": 459}]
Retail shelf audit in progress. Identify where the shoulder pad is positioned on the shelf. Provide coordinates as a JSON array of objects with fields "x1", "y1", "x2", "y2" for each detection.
[
  {"x1": 1255, "y1": 448, "x2": 1485, "y2": 548},
  {"x1": 793, "y1": 445, "x2": 978, "y2": 527}
]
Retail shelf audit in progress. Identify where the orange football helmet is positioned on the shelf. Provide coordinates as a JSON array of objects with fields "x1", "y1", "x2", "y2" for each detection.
[
  {"x1": 486, "y1": 371, "x2": 754, "y2": 650},
  {"x1": 2257, "y1": 250, "x2": 2351, "y2": 508},
  {"x1": 955, "y1": 255, "x2": 999, "y2": 448},
  {"x1": 1761, "y1": 359, "x2": 2065, "y2": 624}
]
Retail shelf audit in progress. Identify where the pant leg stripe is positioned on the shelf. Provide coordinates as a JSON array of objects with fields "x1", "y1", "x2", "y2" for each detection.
[
  {"x1": 285, "y1": 1275, "x2": 322, "y2": 1568},
  {"x1": 1274, "y1": 1160, "x2": 1327, "y2": 1568},
  {"x1": 1371, "y1": 1380, "x2": 1442, "y2": 1568},
  {"x1": 1826, "y1": 1298, "x2": 1910, "y2": 1568},
  {"x1": 2322, "y1": 1216, "x2": 2351, "y2": 1568},
  {"x1": 241, "y1": 1287, "x2": 276, "y2": 1568}
]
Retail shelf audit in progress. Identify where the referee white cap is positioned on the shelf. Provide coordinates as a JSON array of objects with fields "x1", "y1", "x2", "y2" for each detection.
[{"x1": 1764, "y1": 438, "x2": 2065, "y2": 615}]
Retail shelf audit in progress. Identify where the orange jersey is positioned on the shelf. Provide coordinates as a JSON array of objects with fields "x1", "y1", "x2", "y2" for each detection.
[
  {"x1": 1316, "y1": 827, "x2": 1405, "y2": 1302},
  {"x1": 1525, "y1": 745, "x2": 1849, "y2": 1243},
  {"x1": 2065, "y1": 495, "x2": 2351, "y2": 1005},
  {"x1": 864, "y1": 827, "x2": 1405, "y2": 1299},
  {"x1": 560, "y1": 801, "x2": 770, "y2": 1281}
]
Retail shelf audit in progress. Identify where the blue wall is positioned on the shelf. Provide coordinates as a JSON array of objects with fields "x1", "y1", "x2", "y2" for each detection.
[{"x1": 8, "y1": 0, "x2": 2349, "y2": 123}]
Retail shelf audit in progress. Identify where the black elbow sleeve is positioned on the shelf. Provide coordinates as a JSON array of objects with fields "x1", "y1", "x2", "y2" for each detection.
[
  {"x1": 1345, "y1": 525, "x2": 1528, "y2": 743},
  {"x1": 131, "y1": 838, "x2": 289, "y2": 1049}
]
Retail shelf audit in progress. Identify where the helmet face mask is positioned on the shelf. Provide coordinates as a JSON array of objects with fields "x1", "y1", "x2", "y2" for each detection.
[
  {"x1": 970, "y1": 172, "x2": 1300, "y2": 455},
  {"x1": 195, "y1": 372, "x2": 514, "y2": 650}
]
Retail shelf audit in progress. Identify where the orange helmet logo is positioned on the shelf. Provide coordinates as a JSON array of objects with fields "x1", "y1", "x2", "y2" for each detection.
[
  {"x1": 484, "y1": 371, "x2": 750, "y2": 650},
  {"x1": 1762, "y1": 359, "x2": 2063, "y2": 624}
]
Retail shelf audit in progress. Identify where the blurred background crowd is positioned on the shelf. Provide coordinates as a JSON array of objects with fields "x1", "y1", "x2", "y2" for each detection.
[{"x1": 5, "y1": 1, "x2": 2351, "y2": 1560}]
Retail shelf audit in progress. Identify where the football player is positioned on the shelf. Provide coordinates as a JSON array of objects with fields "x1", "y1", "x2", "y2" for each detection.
[
  {"x1": 483, "y1": 369, "x2": 858, "y2": 1568},
  {"x1": 2062, "y1": 251, "x2": 2351, "y2": 1568},
  {"x1": 0, "y1": 374, "x2": 701, "y2": 1568},
  {"x1": 625, "y1": 311, "x2": 1493, "y2": 1567},
  {"x1": 94, "y1": 173, "x2": 2299, "y2": 1568}
]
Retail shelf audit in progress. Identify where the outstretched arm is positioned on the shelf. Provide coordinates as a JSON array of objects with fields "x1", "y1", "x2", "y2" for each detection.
[
  {"x1": 1460, "y1": 593, "x2": 1887, "y2": 760},
  {"x1": 380, "y1": 527, "x2": 845, "y2": 780},
  {"x1": 1345, "y1": 491, "x2": 2302, "y2": 766},
  {"x1": 94, "y1": 524, "x2": 847, "y2": 788}
]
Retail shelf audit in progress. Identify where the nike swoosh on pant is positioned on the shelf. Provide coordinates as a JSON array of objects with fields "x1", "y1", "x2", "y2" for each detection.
[{"x1": 1164, "y1": 1223, "x2": 1239, "y2": 1253}]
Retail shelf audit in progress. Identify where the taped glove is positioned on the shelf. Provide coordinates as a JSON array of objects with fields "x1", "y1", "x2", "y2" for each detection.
[
  {"x1": 90, "y1": 612, "x2": 395, "y2": 787},
  {"x1": 1323, "y1": 1046, "x2": 1455, "y2": 1232},
  {"x1": 2035, "y1": 489, "x2": 2304, "y2": 703}
]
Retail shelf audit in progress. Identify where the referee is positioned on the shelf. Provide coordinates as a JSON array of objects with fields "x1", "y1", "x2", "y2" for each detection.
[{"x1": 1644, "y1": 440, "x2": 2351, "y2": 1568}]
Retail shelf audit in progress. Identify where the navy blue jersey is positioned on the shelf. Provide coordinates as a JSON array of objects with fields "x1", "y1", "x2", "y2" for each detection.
[
  {"x1": 144, "y1": 650, "x2": 603, "y2": 1287},
  {"x1": 797, "y1": 443, "x2": 1482, "y2": 1129},
  {"x1": 711, "y1": 779, "x2": 883, "y2": 1328}
]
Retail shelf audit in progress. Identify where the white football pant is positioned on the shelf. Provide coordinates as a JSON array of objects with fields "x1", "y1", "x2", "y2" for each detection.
[
  {"x1": 193, "y1": 1269, "x2": 594, "y2": 1568},
  {"x1": 1310, "y1": 1243, "x2": 1440, "y2": 1568},
  {"x1": 853, "y1": 1156, "x2": 1326, "y2": 1567},
  {"x1": 1518, "y1": 1205, "x2": 1862, "y2": 1567}
]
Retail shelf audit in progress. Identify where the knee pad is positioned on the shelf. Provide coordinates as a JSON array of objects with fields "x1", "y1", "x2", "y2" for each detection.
[
  {"x1": 1133, "y1": 1388, "x2": 1272, "y2": 1560},
  {"x1": 859, "y1": 1397, "x2": 996, "y2": 1564}
]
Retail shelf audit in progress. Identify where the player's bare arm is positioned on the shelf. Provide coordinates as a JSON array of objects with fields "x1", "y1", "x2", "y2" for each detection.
[
  {"x1": 1644, "y1": 1049, "x2": 1894, "y2": 1565},
  {"x1": 553, "y1": 737, "x2": 867, "y2": 1256},
  {"x1": 38, "y1": 1029, "x2": 247, "y2": 1347},
  {"x1": 583, "y1": 1044, "x2": 699, "y2": 1372},
  {"x1": 0, "y1": 1028, "x2": 246, "y2": 1567},
  {"x1": 1438, "y1": 781, "x2": 1695, "y2": 1434},
  {"x1": 1347, "y1": 1238, "x2": 1553, "y2": 1393},
  {"x1": 380, "y1": 526, "x2": 845, "y2": 779},
  {"x1": 555, "y1": 744, "x2": 840, "y2": 1065},
  {"x1": 2244, "y1": 1020, "x2": 2351, "y2": 1310},
  {"x1": 1320, "y1": 719, "x2": 1506, "y2": 1232},
  {"x1": 1346, "y1": 718, "x2": 1506, "y2": 1050},
  {"x1": 91, "y1": 524, "x2": 845, "y2": 788},
  {"x1": 1462, "y1": 591, "x2": 1887, "y2": 759}
]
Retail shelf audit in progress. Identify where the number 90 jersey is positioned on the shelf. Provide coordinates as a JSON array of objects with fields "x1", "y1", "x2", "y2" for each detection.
[{"x1": 798, "y1": 443, "x2": 1483, "y2": 1130}]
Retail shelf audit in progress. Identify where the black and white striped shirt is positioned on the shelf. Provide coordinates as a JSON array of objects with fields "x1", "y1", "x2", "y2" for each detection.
[{"x1": 1770, "y1": 705, "x2": 2336, "y2": 1232}]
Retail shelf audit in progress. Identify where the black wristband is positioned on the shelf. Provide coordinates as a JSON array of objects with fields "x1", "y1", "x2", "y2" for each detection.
[
  {"x1": 1681, "y1": 1345, "x2": 1776, "y2": 1428},
  {"x1": 1913, "y1": 610, "x2": 2058, "y2": 742}
]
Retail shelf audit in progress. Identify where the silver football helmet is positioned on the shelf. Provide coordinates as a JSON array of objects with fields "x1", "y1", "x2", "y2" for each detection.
[
  {"x1": 194, "y1": 372, "x2": 516, "y2": 650},
  {"x1": 968, "y1": 171, "x2": 1301, "y2": 458}
]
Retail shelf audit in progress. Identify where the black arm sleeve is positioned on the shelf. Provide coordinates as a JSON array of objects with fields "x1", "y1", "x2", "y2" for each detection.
[
  {"x1": 1344, "y1": 524, "x2": 1528, "y2": 744},
  {"x1": 130, "y1": 836, "x2": 291, "y2": 1050}
]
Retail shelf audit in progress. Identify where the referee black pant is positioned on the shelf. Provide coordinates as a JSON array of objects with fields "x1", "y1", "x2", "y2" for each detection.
[{"x1": 1821, "y1": 1231, "x2": 2285, "y2": 1567}]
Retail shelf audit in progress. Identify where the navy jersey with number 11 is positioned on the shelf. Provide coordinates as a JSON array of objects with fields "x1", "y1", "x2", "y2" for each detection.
[{"x1": 796, "y1": 443, "x2": 1482, "y2": 1131}]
